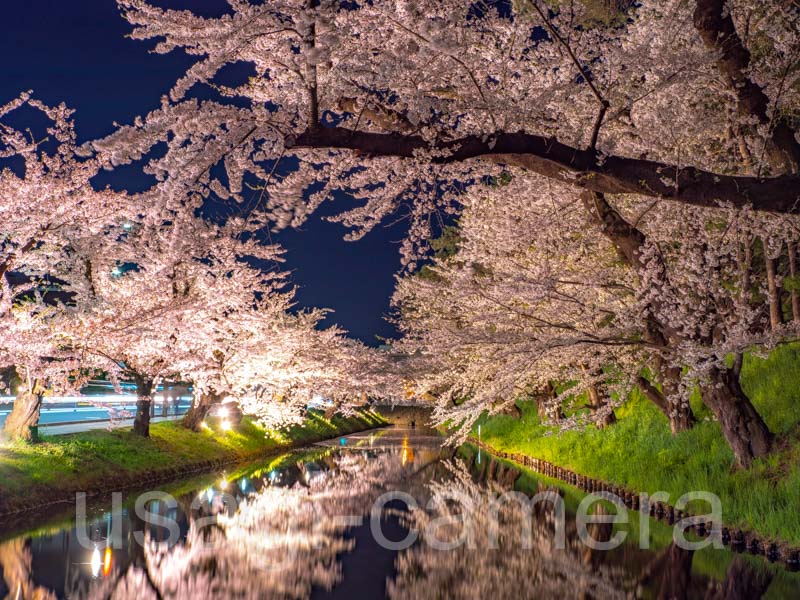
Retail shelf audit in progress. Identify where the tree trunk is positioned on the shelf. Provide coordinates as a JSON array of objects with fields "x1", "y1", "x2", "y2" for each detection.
[
  {"x1": 586, "y1": 373, "x2": 616, "y2": 428},
  {"x1": 536, "y1": 381, "x2": 564, "y2": 421},
  {"x1": 132, "y1": 377, "x2": 154, "y2": 437},
  {"x1": 788, "y1": 241, "x2": 800, "y2": 322},
  {"x1": 739, "y1": 237, "x2": 753, "y2": 305},
  {"x1": 3, "y1": 386, "x2": 44, "y2": 442},
  {"x1": 702, "y1": 367, "x2": 772, "y2": 468},
  {"x1": 498, "y1": 401, "x2": 522, "y2": 419},
  {"x1": 693, "y1": 0, "x2": 800, "y2": 174},
  {"x1": 661, "y1": 366, "x2": 695, "y2": 433},
  {"x1": 765, "y1": 252, "x2": 784, "y2": 331},
  {"x1": 182, "y1": 391, "x2": 220, "y2": 432},
  {"x1": 637, "y1": 367, "x2": 695, "y2": 434}
]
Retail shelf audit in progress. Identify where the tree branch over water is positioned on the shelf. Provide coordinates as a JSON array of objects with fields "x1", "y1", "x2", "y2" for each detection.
[{"x1": 289, "y1": 126, "x2": 800, "y2": 213}]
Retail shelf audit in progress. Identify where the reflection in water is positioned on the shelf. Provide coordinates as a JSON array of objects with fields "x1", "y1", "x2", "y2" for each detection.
[
  {"x1": 0, "y1": 538, "x2": 56, "y2": 600},
  {"x1": 77, "y1": 451, "x2": 413, "y2": 599},
  {"x1": 705, "y1": 557, "x2": 773, "y2": 600},
  {"x1": 0, "y1": 429, "x2": 793, "y2": 599},
  {"x1": 400, "y1": 436, "x2": 413, "y2": 467},
  {"x1": 637, "y1": 543, "x2": 694, "y2": 600},
  {"x1": 388, "y1": 461, "x2": 631, "y2": 600}
]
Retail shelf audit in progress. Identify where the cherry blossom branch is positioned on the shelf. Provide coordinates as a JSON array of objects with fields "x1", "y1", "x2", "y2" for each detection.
[
  {"x1": 288, "y1": 126, "x2": 800, "y2": 213},
  {"x1": 525, "y1": 0, "x2": 609, "y2": 150}
]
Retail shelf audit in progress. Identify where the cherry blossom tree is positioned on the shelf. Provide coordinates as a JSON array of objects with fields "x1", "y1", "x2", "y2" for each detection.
[
  {"x1": 159, "y1": 230, "x2": 296, "y2": 431},
  {"x1": 49, "y1": 208, "x2": 292, "y2": 437},
  {"x1": 2, "y1": 0, "x2": 798, "y2": 463},
  {"x1": 394, "y1": 169, "x2": 799, "y2": 465},
  {"x1": 68, "y1": 0, "x2": 798, "y2": 464},
  {"x1": 168, "y1": 253, "x2": 408, "y2": 431},
  {"x1": 0, "y1": 94, "x2": 129, "y2": 440},
  {"x1": 391, "y1": 174, "x2": 640, "y2": 439},
  {"x1": 83, "y1": 0, "x2": 798, "y2": 236},
  {"x1": 0, "y1": 303, "x2": 85, "y2": 442},
  {"x1": 226, "y1": 316, "x2": 408, "y2": 430}
]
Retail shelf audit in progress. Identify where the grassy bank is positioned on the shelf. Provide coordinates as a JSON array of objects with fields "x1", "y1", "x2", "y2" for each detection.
[
  {"x1": 0, "y1": 410, "x2": 388, "y2": 515},
  {"x1": 473, "y1": 344, "x2": 800, "y2": 545}
]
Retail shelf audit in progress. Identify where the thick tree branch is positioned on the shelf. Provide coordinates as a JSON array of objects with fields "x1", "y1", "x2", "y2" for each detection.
[
  {"x1": 580, "y1": 191, "x2": 646, "y2": 266},
  {"x1": 289, "y1": 126, "x2": 800, "y2": 213},
  {"x1": 636, "y1": 375, "x2": 669, "y2": 416},
  {"x1": 694, "y1": 0, "x2": 800, "y2": 174}
]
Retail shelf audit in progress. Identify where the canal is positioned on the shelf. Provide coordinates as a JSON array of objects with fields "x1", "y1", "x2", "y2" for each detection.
[{"x1": 0, "y1": 426, "x2": 797, "y2": 598}]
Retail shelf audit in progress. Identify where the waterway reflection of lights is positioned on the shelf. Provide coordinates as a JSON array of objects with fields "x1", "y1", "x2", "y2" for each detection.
[
  {"x1": 90, "y1": 547, "x2": 102, "y2": 578},
  {"x1": 103, "y1": 547, "x2": 113, "y2": 577},
  {"x1": 400, "y1": 436, "x2": 414, "y2": 467}
]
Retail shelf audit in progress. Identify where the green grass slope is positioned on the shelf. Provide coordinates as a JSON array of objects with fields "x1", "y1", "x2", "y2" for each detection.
[
  {"x1": 474, "y1": 345, "x2": 800, "y2": 544},
  {"x1": 0, "y1": 410, "x2": 387, "y2": 514}
]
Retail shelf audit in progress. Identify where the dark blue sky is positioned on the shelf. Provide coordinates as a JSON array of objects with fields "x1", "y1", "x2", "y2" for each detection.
[{"x1": 2, "y1": 0, "x2": 405, "y2": 345}]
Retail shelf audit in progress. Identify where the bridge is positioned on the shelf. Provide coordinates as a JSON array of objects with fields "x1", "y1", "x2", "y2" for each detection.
[{"x1": 372, "y1": 404, "x2": 434, "y2": 428}]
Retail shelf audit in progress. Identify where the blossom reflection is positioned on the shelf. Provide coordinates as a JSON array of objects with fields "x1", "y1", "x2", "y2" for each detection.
[{"x1": 80, "y1": 451, "x2": 410, "y2": 599}]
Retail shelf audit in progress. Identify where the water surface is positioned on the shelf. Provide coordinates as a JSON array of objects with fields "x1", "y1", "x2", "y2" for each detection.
[{"x1": 0, "y1": 426, "x2": 797, "y2": 599}]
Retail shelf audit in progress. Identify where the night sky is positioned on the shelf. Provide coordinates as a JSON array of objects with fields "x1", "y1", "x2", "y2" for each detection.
[{"x1": 2, "y1": 0, "x2": 406, "y2": 345}]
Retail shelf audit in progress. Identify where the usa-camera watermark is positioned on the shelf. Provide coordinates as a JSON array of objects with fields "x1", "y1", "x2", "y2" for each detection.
[{"x1": 73, "y1": 487, "x2": 724, "y2": 563}]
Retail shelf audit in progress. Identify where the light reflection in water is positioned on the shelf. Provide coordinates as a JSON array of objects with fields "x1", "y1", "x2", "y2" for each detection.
[
  {"x1": 103, "y1": 547, "x2": 113, "y2": 578},
  {"x1": 400, "y1": 435, "x2": 415, "y2": 467},
  {"x1": 90, "y1": 547, "x2": 101, "y2": 579}
]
